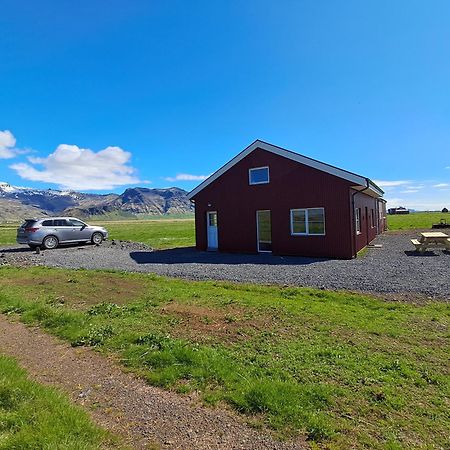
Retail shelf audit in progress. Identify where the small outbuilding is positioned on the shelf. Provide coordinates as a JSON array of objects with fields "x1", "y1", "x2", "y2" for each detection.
[
  {"x1": 188, "y1": 140, "x2": 386, "y2": 259},
  {"x1": 388, "y1": 207, "x2": 409, "y2": 215}
]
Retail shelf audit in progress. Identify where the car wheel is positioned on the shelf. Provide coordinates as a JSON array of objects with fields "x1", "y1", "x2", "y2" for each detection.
[
  {"x1": 91, "y1": 232, "x2": 103, "y2": 245},
  {"x1": 42, "y1": 235, "x2": 59, "y2": 250}
]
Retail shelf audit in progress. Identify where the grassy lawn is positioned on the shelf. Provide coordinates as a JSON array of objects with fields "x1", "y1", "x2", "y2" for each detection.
[
  {"x1": 0, "y1": 224, "x2": 16, "y2": 245},
  {"x1": 387, "y1": 211, "x2": 449, "y2": 230},
  {"x1": 0, "y1": 267, "x2": 448, "y2": 448},
  {"x1": 0, "y1": 353, "x2": 118, "y2": 449},
  {"x1": 0, "y1": 219, "x2": 195, "y2": 249},
  {"x1": 92, "y1": 218, "x2": 194, "y2": 249}
]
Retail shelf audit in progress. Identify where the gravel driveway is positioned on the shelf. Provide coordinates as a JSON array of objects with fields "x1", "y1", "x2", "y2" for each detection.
[{"x1": 1, "y1": 231, "x2": 449, "y2": 300}]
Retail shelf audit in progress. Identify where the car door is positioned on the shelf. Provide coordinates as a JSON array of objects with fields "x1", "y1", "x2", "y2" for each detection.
[
  {"x1": 53, "y1": 219, "x2": 73, "y2": 242},
  {"x1": 68, "y1": 219, "x2": 91, "y2": 241}
]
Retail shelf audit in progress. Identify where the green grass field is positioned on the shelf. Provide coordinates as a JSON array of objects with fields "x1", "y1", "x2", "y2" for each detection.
[
  {"x1": 0, "y1": 266, "x2": 448, "y2": 449},
  {"x1": 387, "y1": 211, "x2": 449, "y2": 230},
  {"x1": 92, "y1": 218, "x2": 195, "y2": 248},
  {"x1": 0, "y1": 218, "x2": 195, "y2": 248},
  {"x1": 1, "y1": 212, "x2": 448, "y2": 248},
  {"x1": 0, "y1": 225, "x2": 16, "y2": 245},
  {"x1": 0, "y1": 353, "x2": 117, "y2": 449}
]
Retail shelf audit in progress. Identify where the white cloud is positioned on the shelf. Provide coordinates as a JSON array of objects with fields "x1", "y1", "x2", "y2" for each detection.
[
  {"x1": 399, "y1": 189, "x2": 419, "y2": 194},
  {"x1": 0, "y1": 130, "x2": 17, "y2": 159},
  {"x1": 445, "y1": 166, "x2": 450, "y2": 169},
  {"x1": 373, "y1": 180, "x2": 411, "y2": 187},
  {"x1": 385, "y1": 197, "x2": 405, "y2": 208},
  {"x1": 10, "y1": 144, "x2": 141, "y2": 190},
  {"x1": 433, "y1": 183, "x2": 449, "y2": 188},
  {"x1": 164, "y1": 173, "x2": 210, "y2": 182}
]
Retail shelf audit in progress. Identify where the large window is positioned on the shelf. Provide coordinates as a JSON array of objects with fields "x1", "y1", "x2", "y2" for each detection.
[
  {"x1": 355, "y1": 208, "x2": 361, "y2": 234},
  {"x1": 249, "y1": 167, "x2": 269, "y2": 185},
  {"x1": 290, "y1": 208, "x2": 325, "y2": 236}
]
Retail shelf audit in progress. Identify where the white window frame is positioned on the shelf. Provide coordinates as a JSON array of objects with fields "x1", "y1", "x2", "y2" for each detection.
[
  {"x1": 290, "y1": 207, "x2": 326, "y2": 236},
  {"x1": 355, "y1": 208, "x2": 361, "y2": 235},
  {"x1": 249, "y1": 166, "x2": 270, "y2": 185}
]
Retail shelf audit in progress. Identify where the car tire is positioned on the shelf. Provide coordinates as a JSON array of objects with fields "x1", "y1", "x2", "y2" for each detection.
[
  {"x1": 91, "y1": 232, "x2": 104, "y2": 245},
  {"x1": 42, "y1": 235, "x2": 59, "y2": 250}
]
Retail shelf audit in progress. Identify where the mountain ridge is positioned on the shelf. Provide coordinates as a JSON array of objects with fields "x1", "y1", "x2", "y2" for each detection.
[{"x1": 0, "y1": 182, "x2": 194, "y2": 221}]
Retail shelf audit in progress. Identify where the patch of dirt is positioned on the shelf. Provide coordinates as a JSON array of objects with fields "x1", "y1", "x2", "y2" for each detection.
[
  {"x1": 0, "y1": 272, "x2": 147, "y2": 309},
  {"x1": 160, "y1": 302, "x2": 275, "y2": 344},
  {"x1": 0, "y1": 314, "x2": 306, "y2": 450},
  {"x1": 370, "y1": 291, "x2": 442, "y2": 306}
]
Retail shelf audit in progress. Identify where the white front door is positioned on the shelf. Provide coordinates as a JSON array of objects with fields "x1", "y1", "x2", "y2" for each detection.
[{"x1": 207, "y1": 211, "x2": 218, "y2": 250}]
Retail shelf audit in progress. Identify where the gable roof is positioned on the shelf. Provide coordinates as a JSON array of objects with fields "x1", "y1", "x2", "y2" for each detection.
[{"x1": 188, "y1": 140, "x2": 384, "y2": 200}]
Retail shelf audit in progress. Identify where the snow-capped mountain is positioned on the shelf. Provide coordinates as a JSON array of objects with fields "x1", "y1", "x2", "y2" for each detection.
[
  {"x1": 0, "y1": 181, "x2": 89, "y2": 212},
  {"x1": 0, "y1": 182, "x2": 27, "y2": 194},
  {"x1": 0, "y1": 182, "x2": 80, "y2": 198},
  {"x1": 0, "y1": 182, "x2": 193, "y2": 221}
]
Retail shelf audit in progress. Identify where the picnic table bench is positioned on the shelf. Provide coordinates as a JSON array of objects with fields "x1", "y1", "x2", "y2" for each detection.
[{"x1": 411, "y1": 232, "x2": 450, "y2": 252}]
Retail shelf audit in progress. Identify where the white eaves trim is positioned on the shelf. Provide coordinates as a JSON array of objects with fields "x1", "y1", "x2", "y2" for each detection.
[{"x1": 187, "y1": 140, "x2": 384, "y2": 200}]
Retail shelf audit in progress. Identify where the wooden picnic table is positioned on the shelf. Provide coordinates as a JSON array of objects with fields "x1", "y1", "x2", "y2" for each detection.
[{"x1": 411, "y1": 231, "x2": 450, "y2": 252}]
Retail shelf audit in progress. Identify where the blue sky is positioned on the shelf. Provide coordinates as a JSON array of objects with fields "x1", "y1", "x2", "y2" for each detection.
[{"x1": 0, "y1": 0, "x2": 449, "y2": 210}]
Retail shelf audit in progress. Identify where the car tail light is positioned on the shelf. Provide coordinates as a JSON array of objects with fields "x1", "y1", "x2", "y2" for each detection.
[{"x1": 25, "y1": 227, "x2": 40, "y2": 233}]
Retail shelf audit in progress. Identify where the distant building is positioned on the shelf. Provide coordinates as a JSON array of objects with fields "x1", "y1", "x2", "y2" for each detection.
[
  {"x1": 388, "y1": 207, "x2": 410, "y2": 215},
  {"x1": 188, "y1": 140, "x2": 386, "y2": 259},
  {"x1": 442, "y1": 207, "x2": 448, "y2": 213}
]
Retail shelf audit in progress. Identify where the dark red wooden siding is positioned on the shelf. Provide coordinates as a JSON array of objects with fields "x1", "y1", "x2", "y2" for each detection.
[
  {"x1": 351, "y1": 191, "x2": 382, "y2": 254},
  {"x1": 193, "y1": 148, "x2": 382, "y2": 259}
]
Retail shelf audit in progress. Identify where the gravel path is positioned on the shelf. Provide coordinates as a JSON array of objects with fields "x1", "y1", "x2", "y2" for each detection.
[
  {"x1": 1, "y1": 231, "x2": 449, "y2": 300},
  {"x1": 0, "y1": 315, "x2": 306, "y2": 450}
]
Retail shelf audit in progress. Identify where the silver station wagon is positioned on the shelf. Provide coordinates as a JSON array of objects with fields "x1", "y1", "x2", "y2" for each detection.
[{"x1": 17, "y1": 217, "x2": 109, "y2": 249}]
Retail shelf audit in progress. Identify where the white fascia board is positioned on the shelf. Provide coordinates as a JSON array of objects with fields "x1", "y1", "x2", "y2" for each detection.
[
  {"x1": 187, "y1": 140, "x2": 383, "y2": 199},
  {"x1": 352, "y1": 185, "x2": 384, "y2": 198},
  {"x1": 369, "y1": 180, "x2": 384, "y2": 197},
  {"x1": 187, "y1": 141, "x2": 260, "y2": 199}
]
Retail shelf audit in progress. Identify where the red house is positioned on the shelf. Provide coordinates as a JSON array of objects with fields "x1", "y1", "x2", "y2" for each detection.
[{"x1": 188, "y1": 140, "x2": 386, "y2": 259}]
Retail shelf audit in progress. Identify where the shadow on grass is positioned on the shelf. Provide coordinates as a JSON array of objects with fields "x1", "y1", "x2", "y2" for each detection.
[{"x1": 129, "y1": 247, "x2": 330, "y2": 266}]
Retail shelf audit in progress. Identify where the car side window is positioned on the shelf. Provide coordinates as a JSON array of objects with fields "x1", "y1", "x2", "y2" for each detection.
[
  {"x1": 42, "y1": 220, "x2": 53, "y2": 226},
  {"x1": 70, "y1": 219, "x2": 86, "y2": 227},
  {"x1": 54, "y1": 219, "x2": 70, "y2": 227}
]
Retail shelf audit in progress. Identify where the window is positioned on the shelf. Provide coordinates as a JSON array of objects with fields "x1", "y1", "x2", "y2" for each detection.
[
  {"x1": 249, "y1": 167, "x2": 269, "y2": 185},
  {"x1": 21, "y1": 220, "x2": 37, "y2": 229},
  {"x1": 69, "y1": 219, "x2": 86, "y2": 227},
  {"x1": 291, "y1": 208, "x2": 325, "y2": 235},
  {"x1": 54, "y1": 219, "x2": 70, "y2": 227},
  {"x1": 355, "y1": 208, "x2": 361, "y2": 234},
  {"x1": 42, "y1": 220, "x2": 53, "y2": 227},
  {"x1": 370, "y1": 209, "x2": 375, "y2": 228},
  {"x1": 208, "y1": 212, "x2": 217, "y2": 227}
]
